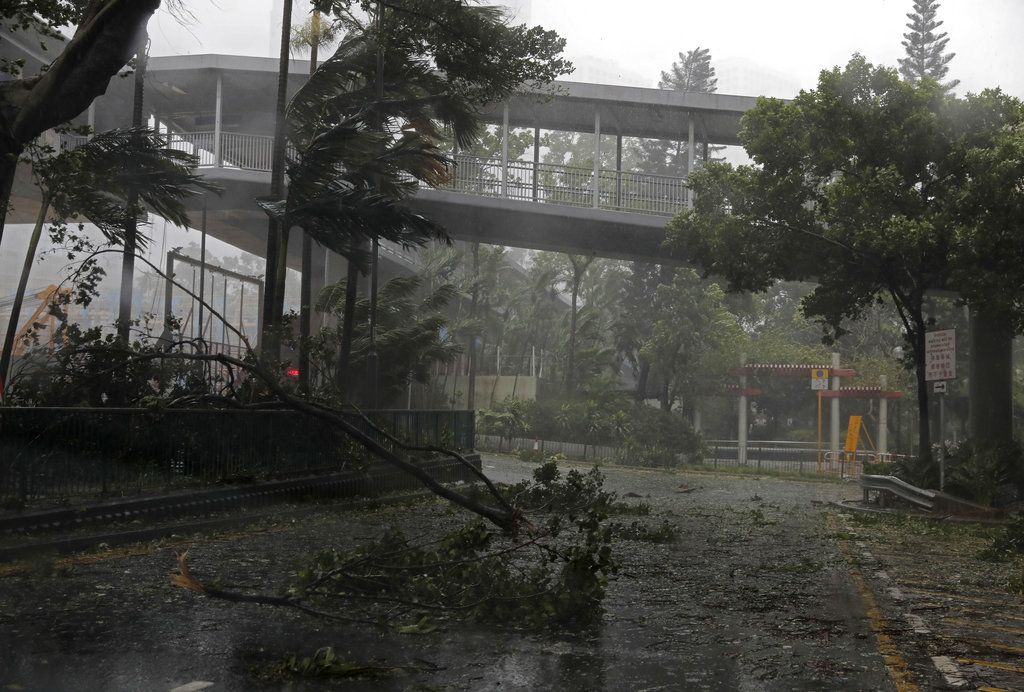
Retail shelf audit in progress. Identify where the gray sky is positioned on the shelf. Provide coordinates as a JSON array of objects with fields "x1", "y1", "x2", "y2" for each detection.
[{"x1": 148, "y1": 0, "x2": 1024, "y2": 98}]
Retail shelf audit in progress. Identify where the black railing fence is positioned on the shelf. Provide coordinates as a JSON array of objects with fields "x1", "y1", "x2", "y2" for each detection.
[{"x1": 0, "y1": 408, "x2": 474, "y2": 504}]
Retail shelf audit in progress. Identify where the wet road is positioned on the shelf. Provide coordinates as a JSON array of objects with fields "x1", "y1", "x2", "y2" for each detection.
[{"x1": 0, "y1": 456, "x2": 904, "y2": 690}]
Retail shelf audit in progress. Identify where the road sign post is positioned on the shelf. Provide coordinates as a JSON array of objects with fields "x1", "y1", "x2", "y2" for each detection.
[
  {"x1": 926, "y1": 330, "x2": 955, "y2": 488},
  {"x1": 812, "y1": 368, "x2": 829, "y2": 469}
]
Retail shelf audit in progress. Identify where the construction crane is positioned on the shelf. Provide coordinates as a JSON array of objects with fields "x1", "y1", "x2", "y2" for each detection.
[{"x1": 1, "y1": 285, "x2": 73, "y2": 357}]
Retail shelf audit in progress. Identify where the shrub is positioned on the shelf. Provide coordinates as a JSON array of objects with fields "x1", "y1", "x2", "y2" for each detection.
[{"x1": 894, "y1": 440, "x2": 1023, "y2": 506}]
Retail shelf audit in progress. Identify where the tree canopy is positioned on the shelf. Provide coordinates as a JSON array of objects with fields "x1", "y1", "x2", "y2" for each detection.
[{"x1": 665, "y1": 55, "x2": 1024, "y2": 461}]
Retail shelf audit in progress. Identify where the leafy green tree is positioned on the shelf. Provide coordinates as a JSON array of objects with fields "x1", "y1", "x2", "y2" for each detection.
[
  {"x1": 667, "y1": 56, "x2": 1024, "y2": 463},
  {"x1": 639, "y1": 270, "x2": 741, "y2": 411},
  {"x1": 898, "y1": 0, "x2": 959, "y2": 91}
]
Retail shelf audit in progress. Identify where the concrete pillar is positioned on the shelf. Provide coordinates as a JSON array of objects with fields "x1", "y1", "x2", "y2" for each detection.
[
  {"x1": 879, "y1": 375, "x2": 888, "y2": 456},
  {"x1": 592, "y1": 110, "x2": 601, "y2": 208},
  {"x1": 738, "y1": 354, "x2": 748, "y2": 465},
  {"x1": 532, "y1": 126, "x2": 540, "y2": 202},
  {"x1": 693, "y1": 400, "x2": 702, "y2": 434},
  {"x1": 87, "y1": 103, "x2": 96, "y2": 136},
  {"x1": 615, "y1": 134, "x2": 623, "y2": 209},
  {"x1": 686, "y1": 113, "x2": 695, "y2": 209},
  {"x1": 214, "y1": 74, "x2": 223, "y2": 167},
  {"x1": 500, "y1": 103, "x2": 509, "y2": 197},
  {"x1": 830, "y1": 352, "x2": 841, "y2": 454}
]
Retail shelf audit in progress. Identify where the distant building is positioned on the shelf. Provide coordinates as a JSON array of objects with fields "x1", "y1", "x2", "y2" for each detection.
[
  {"x1": 567, "y1": 55, "x2": 653, "y2": 88},
  {"x1": 714, "y1": 57, "x2": 801, "y2": 99}
]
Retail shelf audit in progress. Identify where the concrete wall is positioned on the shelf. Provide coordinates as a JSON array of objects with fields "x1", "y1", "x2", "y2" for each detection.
[{"x1": 444, "y1": 375, "x2": 538, "y2": 409}]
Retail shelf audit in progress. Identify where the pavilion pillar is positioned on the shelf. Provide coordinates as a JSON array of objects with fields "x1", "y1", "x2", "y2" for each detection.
[
  {"x1": 738, "y1": 354, "x2": 748, "y2": 465},
  {"x1": 593, "y1": 110, "x2": 601, "y2": 209},
  {"x1": 879, "y1": 375, "x2": 889, "y2": 456},
  {"x1": 87, "y1": 103, "x2": 95, "y2": 137},
  {"x1": 830, "y1": 352, "x2": 841, "y2": 455},
  {"x1": 214, "y1": 74, "x2": 223, "y2": 167}
]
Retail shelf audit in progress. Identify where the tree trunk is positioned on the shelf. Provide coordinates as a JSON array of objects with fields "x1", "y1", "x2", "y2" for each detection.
[
  {"x1": 117, "y1": 28, "x2": 148, "y2": 342},
  {"x1": 911, "y1": 324, "x2": 932, "y2": 465},
  {"x1": 635, "y1": 359, "x2": 650, "y2": 402},
  {"x1": 0, "y1": 151, "x2": 20, "y2": 250},
  {"x1": 261, "y1": 0, "x2": 294, "y2": 362},
  {"x1": 298, "y1": 13, "x2": 321, "y2": 393},
  {"x1": 0, "y1": 194, "x2": 51, "y2": 394},
  {"x1": 0, "y1": 1, "x2": 161, "y2": 237},
  {"x1": 969, "y1": 303, "x2": 1014, "y2": 448},
  {"x1": 467, "y1": 242, "x2": 480, "y2": 409},
  {"x1": 336, "y1": 261, "x2": 360, "y2": 396},
  {"x1": 566, "y1": 271, "x2": 579, "y2": 396}
]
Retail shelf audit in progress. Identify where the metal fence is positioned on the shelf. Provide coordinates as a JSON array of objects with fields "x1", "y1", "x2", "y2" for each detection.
[
  {"x1": 478, "y1": 434, "x2": 877, "y2": 479},
  {"x1": 701, "y1": 440, "x2": 865, "y2": 478},
  {"x1": 0, "y1": 407, "x2": 474, "y2": 503},
  {"x1": 476, "y1": 434, "x2": 619, "y2": 462}
]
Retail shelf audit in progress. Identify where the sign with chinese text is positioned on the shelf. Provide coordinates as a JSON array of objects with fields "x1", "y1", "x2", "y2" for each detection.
[
  {"x1": 844, "y1": 416, "x2": 862, "y2": 452},
  {"x1": 925, "y1": 329, "x2": 956, "y2": 382},
  {"x1": 811, "y1": 368, "x2": 829, "y2": 391}
]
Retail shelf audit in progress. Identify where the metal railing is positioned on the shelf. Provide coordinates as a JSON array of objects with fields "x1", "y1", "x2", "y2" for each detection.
[
  {"x1": 0, "y1": 407, "x2": 474, "y2": 503},
  {"x1": 449, "y1": 153, "x2": 689, "y2": 216},
  {"x1": 477, "y1": 434, "x2": 874, "y2": 479},
  {"x1": 64, "y1": 131, "x2": 689, "y2": 217}
]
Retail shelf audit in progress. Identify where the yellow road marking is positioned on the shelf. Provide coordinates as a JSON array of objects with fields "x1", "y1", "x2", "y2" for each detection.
[
  {"x1": 831, "y1": 517, "x2": 919, "y2": 691},
  {"x1": 957, "y1": 658, "x2": 1024, "y2": 675}
]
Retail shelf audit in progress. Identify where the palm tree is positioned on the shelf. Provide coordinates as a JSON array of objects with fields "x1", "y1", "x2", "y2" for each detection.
[
  {"x1": 116, "y1": 26, "x2": 150, "y2": 342},
  {"x1": 292, "y1": 9, "x2": 340, "y2": 391},
  {"x1": 314, "y1": 274, "x2": 461, "y2": 405},
  {"x1": 260, "y1": 0, "x2": 296, "y2": 363},
  {"x1": 257, "y1": 24, "x2": 483, "y2": 391},
  {"x1": 0, "y1": 128, "x2": 218, "y2": 393}
]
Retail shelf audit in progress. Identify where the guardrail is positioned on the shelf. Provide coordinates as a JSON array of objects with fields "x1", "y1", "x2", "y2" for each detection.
[{"x1": 0, "y1": 407, "x2": 474, "y2": 504}]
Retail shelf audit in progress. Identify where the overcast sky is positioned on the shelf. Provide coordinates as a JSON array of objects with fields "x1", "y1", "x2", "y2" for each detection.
[{"x1": 148, "y1": 0, "x2": 1024, "y2": 98}]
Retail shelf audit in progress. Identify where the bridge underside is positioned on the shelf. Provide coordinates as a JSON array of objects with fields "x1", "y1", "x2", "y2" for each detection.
[
  {"x1": 10, "y1": 167, "x2": 676, "y2": 267},
  {"x1": 407, "y1": 190, "x2": 672, "y2": 263}
]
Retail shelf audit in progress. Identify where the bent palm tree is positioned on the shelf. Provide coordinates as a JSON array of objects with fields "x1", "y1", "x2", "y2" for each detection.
[{"x1": 0, "y1": 129, "x2": 219, "y2": 394}]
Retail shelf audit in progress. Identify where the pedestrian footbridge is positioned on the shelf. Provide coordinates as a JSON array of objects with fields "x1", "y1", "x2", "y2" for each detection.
[{"x1": 17, "y1": 52, "x2": 761, "y2": 268}]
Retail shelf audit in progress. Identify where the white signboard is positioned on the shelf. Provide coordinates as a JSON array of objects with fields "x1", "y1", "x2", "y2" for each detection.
[
  {"x1": 933, "y1": 381, "x2": 947, "y2": 394},
  {"x1": 810, "y1": 368, "x2": 829, "y2": 391},
  {"x1": 925, "y1": 329, "x2": 956, "y2": 382}
]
